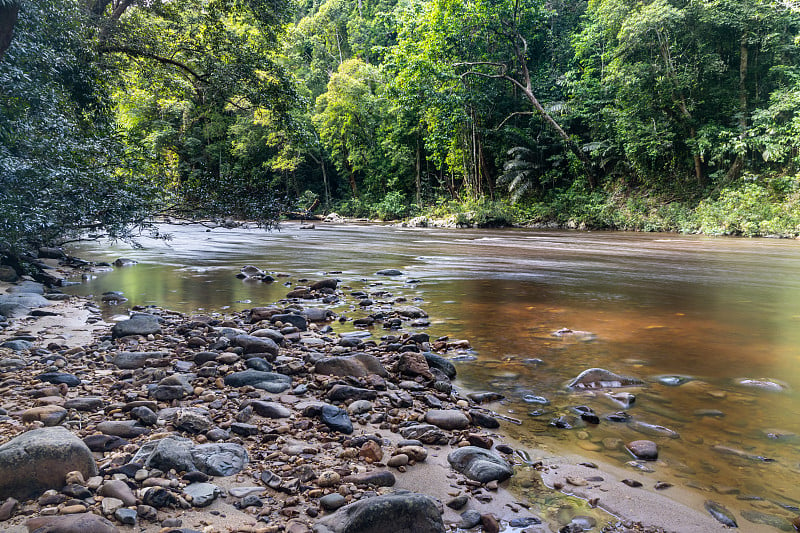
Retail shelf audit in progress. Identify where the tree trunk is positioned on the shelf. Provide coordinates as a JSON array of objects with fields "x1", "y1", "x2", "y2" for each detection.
[
  {"x1": 0, "y1": 2, "x2": 19, "y2": 61},
  {"x1": 658, "y1": 33, "x2": 704, "y2": 185},
  {"x1": 415, "y1": 135, "x2": 421, "y2": 205},
  {"x1": 739, "y1": 37, "x2": 749, "y2": 131},
  {"x1": 511, "y1": 41, "x2": 597, "y2": 189},
  {"x1": 723, "y1": 36, "x2": 750, "y2": 183},
  {"x1": 320, "y1": 159, "x2": 330, "y2": 207},
  {"x1": 518, "y1": 84, "x2": 596, "y2": 189}
]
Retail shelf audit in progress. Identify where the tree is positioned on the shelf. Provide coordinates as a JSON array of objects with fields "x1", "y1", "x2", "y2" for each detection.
[
  {"x1": 100, "y1": 0, "x2": 298, "y2": 221},
  {"x1": 0, "y1": 0, "x2": 18, "y2": 59},
  {"x1": 0, "y1": 0, "x2": 160, "y2": 261},
  {"x1": 313, "y1": 58, "x2": 391, "y2": 197}
]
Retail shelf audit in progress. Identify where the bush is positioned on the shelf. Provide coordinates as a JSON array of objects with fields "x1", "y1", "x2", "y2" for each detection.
[
  {"x1": 374, "y1": 191, "x2": 411, "y2": 220},
  {"x1": 696, "y1": 177, "x2": 800, "y2": 237}
]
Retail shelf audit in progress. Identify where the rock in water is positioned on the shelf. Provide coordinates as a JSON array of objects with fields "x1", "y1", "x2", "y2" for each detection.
[
  {"x1": 625, "y1": 440, "x2": 658, "y2": 461},
  {"x1": 447, "y1": 446, "x2": 513, "y2": 483},
  {"x1": 313, "y1": 491, "x2": 444, "y2": 533},
  {"x1": 111, "y1": 314, "x2": 161, "y2": 338},
  {"x1": 567, "y1": 368, "x2": 644, "y2": 389},
  {"x1": 25, "y1": 513, "x2": 119, "y2": 533},
  {"x1": 704, "y1": 500, "x2": 738, "y2": 528},
  {"x1": 0, "y1": 427, "x2": 97, "y2": 500}
]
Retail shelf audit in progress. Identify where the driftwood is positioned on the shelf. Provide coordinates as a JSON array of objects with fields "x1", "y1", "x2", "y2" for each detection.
[{"x1": 283, "y1": 198, "x2": 322, "y2": 220}]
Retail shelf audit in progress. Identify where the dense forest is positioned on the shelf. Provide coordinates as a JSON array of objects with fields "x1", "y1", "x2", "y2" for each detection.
[{"x1": 3, "y1": 0, "x2": 800, "y2": 258}]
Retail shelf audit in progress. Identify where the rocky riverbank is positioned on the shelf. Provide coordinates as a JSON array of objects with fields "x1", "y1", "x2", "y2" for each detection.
[{"x1": 0, "y1": 264, "x2": 771, "y2": 533}]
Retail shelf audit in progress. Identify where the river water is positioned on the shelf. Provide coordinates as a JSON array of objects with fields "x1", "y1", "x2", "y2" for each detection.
[{"x1": 65, "y1": 222, "x2": 800, "y2": 530}]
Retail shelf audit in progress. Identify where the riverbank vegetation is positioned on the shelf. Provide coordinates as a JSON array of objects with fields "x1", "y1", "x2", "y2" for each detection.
[{"x1": 3, "y1": 0, "x2": 800, "y2": 259}]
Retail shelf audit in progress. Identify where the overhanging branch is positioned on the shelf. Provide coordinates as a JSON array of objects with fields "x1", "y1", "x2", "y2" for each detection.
[{"x1": 99, "y1": 45, "x2": 207, "y2": 82}]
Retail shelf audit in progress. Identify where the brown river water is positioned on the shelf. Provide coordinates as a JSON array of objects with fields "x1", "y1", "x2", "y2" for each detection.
[{"x1": 65, "y1": 222, "x2": 800, "y2": 530}]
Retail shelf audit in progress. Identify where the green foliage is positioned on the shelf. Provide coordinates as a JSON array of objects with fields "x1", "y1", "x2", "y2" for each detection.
[
  {"x1": 0, "y1": 0, "x2": 160, "y2": 255},
  {"x1": 696, "y1": 176, "x2": 800, "y2": 236},
  {"x1": 374, "y1": 191, "x2": 412, "y2": 220}
]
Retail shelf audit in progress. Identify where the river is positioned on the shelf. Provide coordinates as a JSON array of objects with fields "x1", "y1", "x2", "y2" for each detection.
[{"x1": 65, "y1": 222, "x2": 800, "y2": 530}]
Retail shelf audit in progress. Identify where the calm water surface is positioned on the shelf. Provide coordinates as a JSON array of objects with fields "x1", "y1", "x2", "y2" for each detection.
[{"x1": 66, "y1": 223, "x2": 800, "y2": 529}]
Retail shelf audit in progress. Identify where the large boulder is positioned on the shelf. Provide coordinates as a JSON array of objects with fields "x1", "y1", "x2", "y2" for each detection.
[
  {"x1": 0, "y1": 293, "x2": 51, "y2": 310},
  {"x1": 0, "y1": 427, "x2": 97, "y2": 500},
  {"x1": 566, "y1": 368, "x2": 643, "y2": 390},
  {"x1": 111, "y1": 314, "x2": 162, "y2": 338},
  {"x1": 7, "y1": 281, "x2": 45, "y2": 294},
  {"x1": 314, "y1": 353, "x2": 388, "y2": 378},
  {"x1": 313, "y1": 491, "x2": 444, "y2": 533},
  {"x1": 0, "y1": 266, "x2": 18, "y2": 283},
  {"x1": 25, "y1": 513, "x2": 119, "y2": 533},
  {"x1": 447, "y1": 446, "x2": 513, "y2": 483}
]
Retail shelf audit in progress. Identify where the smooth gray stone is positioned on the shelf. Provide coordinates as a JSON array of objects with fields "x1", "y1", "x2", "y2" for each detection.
[
  {"x1": 113, "y1": 351, "x2": 165, "y2": 369},
  {"x1": 1, "y1": 340, "x2": 33, "y2": 351},
  {"x1": 447, "y1": 446, "x2": 513, "y2": 483},
  {"x1": 313, "y1": 491, "x2": 444, "y2": 533},
  {"x1": 0, "y1": 427, "x2": 97, "y2": 500},
  {"x1": 183, "y1": 482, "x2": 220, "y2": 507},
  {"x1": 111, "y1": 314, "x2": 161, "y2": 338},
  {"x1": 224, "y1": 369, "x2": 292, "y2": 393},
  {"x1": 233, "y1": 334, "x2": 279, "y2": 356},
  {"x1": 423, "y1": 352, "x2": 456, "y2": 379}
]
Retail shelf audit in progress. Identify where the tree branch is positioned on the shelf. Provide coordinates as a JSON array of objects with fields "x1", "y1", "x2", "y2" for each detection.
[
  {"x1": 99, "y1": 45, "x2": 207, "y2": 82},
  {"x1": 495, "y1": 111, "x2": 535, "y2": 130}
]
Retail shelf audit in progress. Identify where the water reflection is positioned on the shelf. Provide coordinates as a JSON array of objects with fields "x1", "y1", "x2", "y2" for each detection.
[{"x1": 66, "y1": 223, "x2": 800, "y2": 529}]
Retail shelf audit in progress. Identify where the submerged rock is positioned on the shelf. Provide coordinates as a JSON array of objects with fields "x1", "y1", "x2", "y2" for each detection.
[
  {"x1": 627, "y1": 419, "x2": 680, "y2": 439},
  {"x1": 704, "y1": 500, "x2": 738, "y2": 528},
  {"x1": 625, "y1": 440, "x2": 658, "y2": 461},
  {"x1": 567, "y1": 368, "x2": 644, "y2": 389},
  {"x1": 655, "y1": 375, "x2": 694, "y2": 386},
  {"x1": 735, "y1": 378, "x2": 789, "y2": 393}
]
